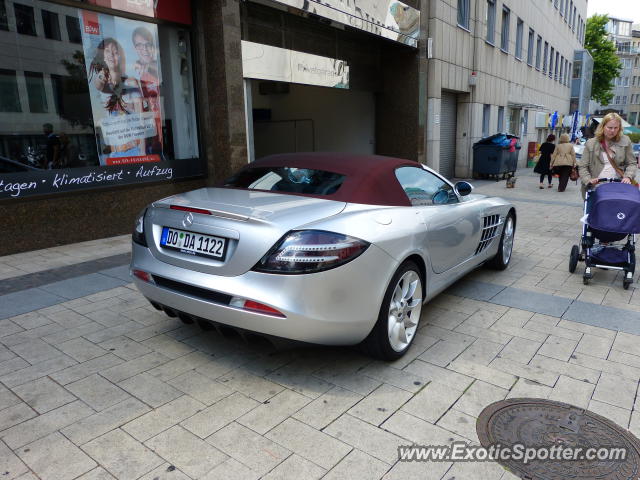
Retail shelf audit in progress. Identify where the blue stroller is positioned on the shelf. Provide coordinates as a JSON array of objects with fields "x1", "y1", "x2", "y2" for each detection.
[{"x1": 569, "y1": 180, "x2": 640, "y2": 289}]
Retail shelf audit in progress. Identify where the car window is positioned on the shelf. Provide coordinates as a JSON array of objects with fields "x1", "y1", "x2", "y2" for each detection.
[
  {"x1": 395, "y1": 166, "x2": 456, "y2": 206},
  {"x1": 223, "y1": 166, "x2": 345, "y2": 195}
]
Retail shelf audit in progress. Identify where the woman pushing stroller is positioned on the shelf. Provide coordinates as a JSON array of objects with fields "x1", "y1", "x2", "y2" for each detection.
[{"x1": 577, "y1": 112, "x2": 637, "y2": 195}]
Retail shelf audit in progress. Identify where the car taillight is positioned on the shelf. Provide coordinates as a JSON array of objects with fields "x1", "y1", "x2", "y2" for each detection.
[
  {"x1": 132, "y1": 208, "x2": 147, "y2": 247},
  {"x1": 230, "y1": 296, "x2": 285, "y2": 317},
  {"x1": 131, "y1": 269, "x2": 154, "y2": 284},
  {"x1": 252, "y1": 230, "x2": 370, "y2": 274}
]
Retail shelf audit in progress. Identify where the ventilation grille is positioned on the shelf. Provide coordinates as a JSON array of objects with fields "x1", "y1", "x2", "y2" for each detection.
[
  {"x1": 153, "y1": 275, "x2": 232, "y2": 305},
  {"x1": 475, "y1": 214, "x2": 503, "y2": 255}
]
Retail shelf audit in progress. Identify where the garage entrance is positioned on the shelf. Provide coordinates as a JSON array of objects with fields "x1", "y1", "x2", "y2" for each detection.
[{"x1": 245, "y1": 79, "x2": 376, "y2": 161}]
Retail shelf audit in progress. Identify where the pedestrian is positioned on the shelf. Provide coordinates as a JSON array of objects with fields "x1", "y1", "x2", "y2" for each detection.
[
  {"x1": 534, "y1": 134, "x2": 555, "y2": 189},
  {"x1": 577, "y1": 112, "x2": 637, "y2": 198},
  {"x1": 550, "y1": 133, "x2": 577, "y2": 192},
  {"x1": 42, "y1": 123, "x2": 60, "y2": 169}
]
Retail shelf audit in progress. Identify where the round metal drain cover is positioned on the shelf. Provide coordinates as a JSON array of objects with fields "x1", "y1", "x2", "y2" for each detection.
[{"x1": 476, "y1": 398, "x2": 640, "y2": 479}]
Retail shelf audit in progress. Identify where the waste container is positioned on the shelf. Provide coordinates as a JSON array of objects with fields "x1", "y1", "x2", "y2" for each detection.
[{"x1": 472, "y1": 134, "x2": 520, "y2": 179}]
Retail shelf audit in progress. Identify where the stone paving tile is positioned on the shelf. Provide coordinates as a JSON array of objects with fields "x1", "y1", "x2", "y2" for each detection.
[
  {"x1": 66, "y1": 374, "x2": 130, "y2": 411},
  {"x1": 0, "y1": 403, "x2": 37, "y2": 431},
  {"x1": 608, "y1": 349, "x2": 640, "y2": 369},
  {"x1": 141, "y1": 334, "x2": 195, "y2": 359},
  {"x1": 436, "y1": 409, "x2": 478, "y2": 441},
  {"x1": 490, "y1": 287, "x2": 571, "y2": 317},
  {"x1": 575, "y1": 333, "x2": 613, "y2": 359},
  {"x1": 488, "y1": 357, "x2": 559, "y2": 387},
  {"x1": 267, "y1": 417, "x2": 352, "y2": 470},
  {"x1": 98, "y1": 336, "x2": 152, "y2": 361},
  {"x1": 265, "y1": 364, "x2": 334, "y2": 399},
  {"x1": 82, "y1": 429, "x2": 164, "y2": 480},
  {"x1": 548, "y1": 375, "x2": 595, "y2": 409},
  {"x1": 537, "y1": 335, "x2": 578, "y2": 362},
  {"x1": 0, "y1": 354, "x2": 78, "y2": 388},
  {"x1": 17, "y1": 432, "x2": 97, "y2": 480},
  {"x1": 76, "y1": 467, "x2": 117, "y2": 479},
  {"x1": 613, "y1": 331, "x2": 640, "y2": 357},
  {"x1": 454, "y1": 322, "x2": 513, "y2": 345},
  {"x1": 44, "y1": 309, "x2": 94, "y2": 329},
  {"x1": 361, "y1": 362, "x2": 429, "y2": 393},
  {"x1": 181, "y1": 392, "x2": 259, "y2": 438},
  {"x1": 588, "y1": 400, "x2": 631, "y2": 429},
  {"x1": 262, "y1": 454, "x2": 326, "y2": 480},
  {"x1": 570, "y1": 352, "x2": 640, "y2": 381},
  {"x1": 322, "y1": 449, "x2": 389, "y2": 480},
  {"x1": 506, "y1": 378, "x2": 552, "y2": 399},
  {"x1": 456, "y1": 338, "x2": 504, "y2": 366},
  {"x1": 1, "y1": 323, "x2": 62, "y2": 348},
  {"x1": 100, "y1": 352, "x2": 171, "y2": 383},
  {"x1": 382, "y1": 459, "x2": 452, "y2": 480},
  {"x1": 529, "y1": 355, "x2": 600, "y2": 384},
  {"x1": 498, "y1": 337, "x2": 541, "y2": 363},
  {"x1": 442, "y1": 461, "x2": 508, "y2": 480},
  {"x1": 9, "y1": 312, "x2": 52, "y2": 330},
  {"x1": 592, "y1": 372, "x2": 638, "y2": 410},
  {"x1": 12, "y1": 377, "x2": 76, "y2": 414},
  {"x1": 61, "y1": 397, "x2": 150, "y2": 446},
  {"x1": 448, "y1": 359, "x2": 518, "y2": 390},
  {"x1": 312, "y1": 366, "x2": 382, "y2": 397},
  {"x1": 207, "y1": 422, "x2": 291, "y2": 476},
  {"x1": 563, "y1": 301, "x2": 640, "y2": 336},
  {"x1": 453, "y1": 380, "x2": 509, "y2": 418},
  {"x1": 0, "y1": 385, "x2": 21, "y2": 410},
  {"x1": 122, "y1": 395, "x2": 204, "y2": 442},
  {"x1": 118, "y1": 372, "x2": 183, "y2": 408},
  {"x1": 1, "y1": 400, "x2": 94, "y2": 449},
  {"x1": 0, "y1": 288, "x2": 65, "y2": 320},
  {"x1": 418, "y1": 339, "x2": 469, "y2": 367},
  {"x1": 136, "y1": 463, "x2": 190, "y2": 480},
  {"x1": 40, "y1": 321, "x2": 105, "y2": 346},
  {"x1": 382, "y1": 410, "x2": 466, "y2": 446},
  {"x1": 145, "y1": 425, "x2": 227, "y2": 478},
  {"x1": 55, "y1": 337, "x2": 109, "y2": 363},
  {"x1": 403, "y1": 359, "x2": 474, "y2": 390},
  {"x1": 523, "y1": 316, "x2": 583, "y2": 341},
  {"x1": 346, "y1": 383, "x2": 413, "y2": 426},
  {"x1": 201, "y1": 458, "x2": 260, "y2": 480},
  {"x1": 0, "y1": 357, "x2": 30, "y2": 377},
  {"x1": 292, "y1": 386, "x2": 364, "y2": 430},
  {"x1": 148, "y1": 351, "x2": 216, "y2": 382},
  {"x1": 0, "y1": 439, "x2": 28, "y2": 479},
  {"x1": 238, "y1": 388, "x2": 311, "y2": 434},
  {"x1": 49, "y1": 353, "x2": 123, "y2": 385},
  {"x1": 401, "y1": 381, "x2": 464, "y2": 423},
  {"x1": 167, "y1": 370, "x2": 233, "y2": 405}
]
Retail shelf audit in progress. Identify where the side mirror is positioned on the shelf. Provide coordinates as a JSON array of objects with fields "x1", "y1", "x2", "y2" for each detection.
[{"x1": 454, "y1": 181, "x2": 473, "y2": 196}]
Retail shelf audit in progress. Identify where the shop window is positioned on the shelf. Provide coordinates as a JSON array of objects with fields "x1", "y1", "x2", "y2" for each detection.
[
  {"x1": 0, "y1": 1, "x2": 201, "y2": 199},
  {"x1": 42, "y1": 10, "x2": 61, "y2": 40},
  {"x1": 0, "y1": 69, "x2": 21, "y2": 112},
  {"x1": 14, "y1": 3, "x2": 36, "y2": 36},
  {"x1": 25, "y1": 72, "x2": 48, "y2": 113},
  {"x1": 0, "y1": 0, "x2": 8, "y2": 31},
  {"x1": 66, "y1": 15, "x2": 82, "y2": 43}
]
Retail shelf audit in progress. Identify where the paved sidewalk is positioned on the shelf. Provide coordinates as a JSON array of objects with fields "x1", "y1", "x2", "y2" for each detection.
[{"x1": 1, "y1": 168, "x2": 639, "y2": 480}]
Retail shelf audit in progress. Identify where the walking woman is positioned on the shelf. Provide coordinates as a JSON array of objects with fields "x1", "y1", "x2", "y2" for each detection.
[
  {"x1": 550, "y1": 133, "x2": 577, "y2": 192},
  {"x1": 534, "y1": 134, "x2": 555, "y2": 189},
  {"x1": 578, "y1": 112, "x2": 637, "y2": 198}
]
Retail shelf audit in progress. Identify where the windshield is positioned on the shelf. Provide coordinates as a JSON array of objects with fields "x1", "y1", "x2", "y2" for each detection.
[{"x1": 223, "y1": 166, "x2": 346, "y2": 196}]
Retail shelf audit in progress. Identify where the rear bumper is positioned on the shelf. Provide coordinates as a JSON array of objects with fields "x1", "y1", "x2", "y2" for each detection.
[{"x1": 130, "y1": 242, "x2": 398, "y2": 345}]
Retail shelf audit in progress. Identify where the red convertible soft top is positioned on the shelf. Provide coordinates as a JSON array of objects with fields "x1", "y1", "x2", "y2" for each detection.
[{"x1": 231, "y1": 152, "x2": 419, "y2": 207}]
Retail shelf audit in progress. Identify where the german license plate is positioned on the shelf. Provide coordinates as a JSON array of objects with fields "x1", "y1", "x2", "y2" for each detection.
[{"x1": 160, "y1": 227, "x2": 228, "y2": 260}]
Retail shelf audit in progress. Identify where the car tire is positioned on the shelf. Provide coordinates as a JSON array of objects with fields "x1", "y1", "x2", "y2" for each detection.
[
  {"x1": 362, "y1": 260, "x2": 423, "y2": 360},
  {"x1": 487, "y1": 212, "x2": 515, "y2": 270}
]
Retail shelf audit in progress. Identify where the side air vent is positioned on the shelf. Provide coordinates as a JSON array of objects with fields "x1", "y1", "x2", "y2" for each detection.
[{"x1": 475, "y1": 214, "x2": 503, "y2": 255}]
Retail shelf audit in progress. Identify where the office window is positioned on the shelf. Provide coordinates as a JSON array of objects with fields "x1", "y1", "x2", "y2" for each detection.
[
  {"x1": 568, "y1": 62, "x2": 572, "y2": 82},
  {"x1": 14, "y1": 3, "x2": 36, "y2": 36},
  {"x1": 66, "y1": 15, "x2": 82, "y2": 43},
  {"x1": 559, "y1": 56, "x2": 564, "y2": 84},
  {"x1": 0, "y1": 1, "x2": 8, "y2": 31},
  {"x1": 458, "y1": 0, "x2": 470, "y2": 29},
  {"x1": 526, "y1": 28, "x2": 534, "y2": 65},
  {"x1": 500, "y1": 6, "x2": 510, "y2": 52},
  {"x1": 572, "y1": 5, "x2": 576, "y2": 30},
  {"x1": 515, "y1": 18, "x2": 523, "y2": 58},
  {"x1": 623, "y1": 96, "x2": 627, "y2": 104},
  {"x1": 543, "y1": 41, "x2": 548, "y2": 73},
  {"x1": 41, "y1": 10, "x2": 61, "y2": 40},
  {"x1": 486, "y1": 0, "x2": 496, "y2": 43},
  {"x1": 554, "y1": 0, "x2": 558, "y2": 8},
  {"x1": 549, "y1": 47, "x2": 554, "y2": 78},
  {"x1": 497, "y1": 106, "x2": 504, "y2": 132},
  {"x1": 0, "y1": 69, "x2": 21, "y2": 112},
  {"x1": 554, "y1": 51, "x2": 559, "y2": 80},
  {"x1": 482, "y1": 104, "x2": 491, "y2": 137},
  {"x1": 559, "y1": 0, "x2": 564, "y2": 16},
  {"x1": 564, "y1": 0, "x2": 569, "y2": 20},
  {"x1": 535, "y1": 35, "x2": 542, "y2": 69},
  {"x1": 624, "y1": 77, "x2": 630, "y2": 86},
  {"x1": 25, "y1": 72, "x2": 48, "y2": 113},
  {"x1": 615, "y1": 96, "x2": 620, "y2": 105}
]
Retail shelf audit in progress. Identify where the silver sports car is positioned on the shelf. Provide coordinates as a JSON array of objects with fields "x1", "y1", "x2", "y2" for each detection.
[{"x1": 131, "y1": 153, "x2": 515, "y2": 359}]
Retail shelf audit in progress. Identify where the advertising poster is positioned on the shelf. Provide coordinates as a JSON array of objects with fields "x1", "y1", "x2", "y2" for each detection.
[{"x1": 80, "y1": 11, "x2": 164, "y2": 166}]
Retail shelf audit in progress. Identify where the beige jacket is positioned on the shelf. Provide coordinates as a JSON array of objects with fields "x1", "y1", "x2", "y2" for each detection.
[
  {"x1": 550, "y1": 143, "x2": 576, "y2": 168},
  {"x1": 578, "y1": 135, "x2": 637, "y2": 185}
]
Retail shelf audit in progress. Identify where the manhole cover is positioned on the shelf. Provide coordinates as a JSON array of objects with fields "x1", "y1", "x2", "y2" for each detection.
[{"x1": 476, "y1": 398, "x2": 640, "y2": 480}]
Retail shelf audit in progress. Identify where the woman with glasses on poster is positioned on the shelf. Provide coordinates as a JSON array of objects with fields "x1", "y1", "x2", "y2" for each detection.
[{"x1": 88, "y1": 37, "x2": 145, "y2": 164}]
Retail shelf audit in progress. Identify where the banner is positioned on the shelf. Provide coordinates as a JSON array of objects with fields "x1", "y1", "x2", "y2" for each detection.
[
  {"x1": 80, "y1": 11, "x2": 164, "y2": 166},
  {"x1": 85, "y1": 1, "x2": 192, "y2": 25}
]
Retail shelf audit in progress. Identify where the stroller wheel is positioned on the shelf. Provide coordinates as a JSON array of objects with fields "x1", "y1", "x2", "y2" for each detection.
[
  {"x1": 583, "y1": 277, "x2": 590, "y2": 285},
  {"x1": 569, "y1": 245, "x2": 579, "y2": 273},
  {"x1": 624, "y1": 279, "x2": 632, "y2": 290}
]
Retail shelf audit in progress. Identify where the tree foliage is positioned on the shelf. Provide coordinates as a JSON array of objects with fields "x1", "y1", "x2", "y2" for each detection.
[{"x1": 584, "y1": 15, "x2": 621, "y2": 106}]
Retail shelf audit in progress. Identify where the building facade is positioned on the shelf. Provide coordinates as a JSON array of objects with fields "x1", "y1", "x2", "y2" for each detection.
[
  {"x1": 1, "y1": 0, "x2": 586, "y2": 254},
  {"x1": 629, "y1": 25, "x2": 640, "y2": 127}
]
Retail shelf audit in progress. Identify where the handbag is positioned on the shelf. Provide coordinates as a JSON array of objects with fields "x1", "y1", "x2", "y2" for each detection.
[
  {"x1": 569, "y1": 166, "x2": 579, "y2": 181},
  {"x1": 601, "y1": 141, "x2": 639, "y2": 186}
]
